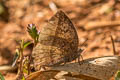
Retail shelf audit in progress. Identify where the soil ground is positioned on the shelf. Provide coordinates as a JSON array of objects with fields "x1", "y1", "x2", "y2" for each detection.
[{"x1": 0, "y1": 0, "x2": 120, "y2": 80}]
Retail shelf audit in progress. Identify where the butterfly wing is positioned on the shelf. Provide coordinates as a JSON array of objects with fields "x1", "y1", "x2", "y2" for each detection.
[{"x1": 32, "y1": 10, "x2": 79, "y2": 70}]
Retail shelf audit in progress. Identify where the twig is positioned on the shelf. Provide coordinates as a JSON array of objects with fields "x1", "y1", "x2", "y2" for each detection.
[
  {"x1": 110, "y1": 34, "x2": 117, "y2": 55},
  {"x1": 0, "y1": 65, "x2": 17, "y2": 72},
  {"x1": 50, "y1": 56, "x2": 120, "y2": 80},
  {"x1": 49, "y1": 1, "x2": 58, "y2": 13},
  {"x1": 26, "y1": 70, "x2": 101, "y2": 80},
  {"x1": 84, "y1": 21, "x2": 120, "y2": 30},
  {"x1": 26, "y1": 56, "x2": 120, "y2": 80}
]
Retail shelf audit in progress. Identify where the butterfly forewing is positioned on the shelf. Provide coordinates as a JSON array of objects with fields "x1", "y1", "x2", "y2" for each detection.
[{"x1": 32, "y1": 10, "x2": 79, "y2": 70}]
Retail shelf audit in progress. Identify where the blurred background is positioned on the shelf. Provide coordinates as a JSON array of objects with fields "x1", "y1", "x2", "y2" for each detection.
[{"x1": 0, "y1": 0, "x2": 120, "y2": 80}]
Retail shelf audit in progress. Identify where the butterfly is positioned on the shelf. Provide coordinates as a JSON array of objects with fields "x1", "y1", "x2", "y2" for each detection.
[{"x1": 32, "y1": 10, "x2": 83, "y2": 71}]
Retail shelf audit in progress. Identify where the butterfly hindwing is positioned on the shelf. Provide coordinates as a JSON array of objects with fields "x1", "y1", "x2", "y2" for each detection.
[{"x1": 32, "y1": 10, "x2": 79, "y2": 70}]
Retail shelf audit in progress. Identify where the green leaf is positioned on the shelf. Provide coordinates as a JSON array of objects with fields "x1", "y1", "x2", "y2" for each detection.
[
  {"x1": 0, "y1": 72, "x2": 5, "y2": 80},
  {"x1": 23, "y1": 68, "x2": 28, "y2": 74},
  {"x1": 23, "y1": 57, "x2": 29, "y2": 74},
  {"x1": 115, "y1": 71, "x2": 120, "y2": 80},
  {"x1": 21, "y1": 75, "x2": 26, "y2": 80},
  {"x1": 23, "y1": 41, "x2": 31, "y2": 49},
  {"x1": 20, "y1": 40, "x2": 32, "y2": 50},
  {"x1": 0, "y1": 3, "x2": 4, "y2": 15}
]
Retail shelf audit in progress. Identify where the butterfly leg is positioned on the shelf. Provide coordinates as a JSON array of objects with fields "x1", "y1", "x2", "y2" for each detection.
[
  {"x1": 63, "y1": 57, "x2": 67, "y2": 65},
  {"x1": 78, "y1": 54, "x2": 81, "y2": 65},
  {"x1": 78, "y1": 54, "x2": 84, "y2": 65},
  {"x1": 77, "y1": 48, "x2": 84, "y2": 65}
]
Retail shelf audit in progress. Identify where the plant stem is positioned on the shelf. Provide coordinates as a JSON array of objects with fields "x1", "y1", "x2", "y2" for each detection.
[
  {"x1": 20, "y1": 49, "x2": 24, "y2": 77},
  {"x1": 28, "y1": 53, "x2": 31, "y2": 75},
  {"x1": 28, "y1": 38, "x2": 38, "y2": 74}
]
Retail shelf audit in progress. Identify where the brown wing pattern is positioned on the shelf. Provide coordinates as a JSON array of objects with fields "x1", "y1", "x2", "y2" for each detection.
[{"x1": 32, "y1": 10, "x2": 79, "y2": 70}]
